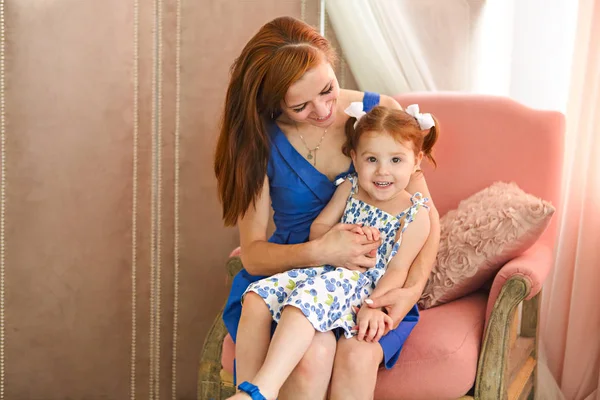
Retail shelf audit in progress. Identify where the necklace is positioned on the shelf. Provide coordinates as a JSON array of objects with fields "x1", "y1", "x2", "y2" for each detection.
[{"x1": 298, "y1": 128, "x2": 328, "y2": 166}]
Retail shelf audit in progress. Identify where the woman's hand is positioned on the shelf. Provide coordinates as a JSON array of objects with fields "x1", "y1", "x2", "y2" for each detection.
[
  {"x1": 353, "y1": 305, "x2": 394, "y2": 342},
  {"x1": 316, "y1": 223, "x2": 381, "y2": 272},
  {"x1": 365, "y1": 287, "x2": 421, "y2": 328}
]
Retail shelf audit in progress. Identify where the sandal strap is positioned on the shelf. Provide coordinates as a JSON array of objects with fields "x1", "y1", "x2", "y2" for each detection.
[{"x1": 237, "y1": 381, "x2": 267, "y2": 400}]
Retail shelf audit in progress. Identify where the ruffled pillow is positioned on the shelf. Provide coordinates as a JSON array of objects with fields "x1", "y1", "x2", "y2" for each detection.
[{"x1": 419, "y1": 182, "x2": 555, "y2": 309}]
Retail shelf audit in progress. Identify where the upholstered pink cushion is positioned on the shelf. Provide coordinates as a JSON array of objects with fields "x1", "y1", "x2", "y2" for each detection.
[
  {"x1": 222, "y1": 291, "x2": 487, "y2": 400},
  {"x1": 374, "y1": 292, "x2": 486, "y2": 400},
  {"x1": 419, "y1": 182, "x2": 555, "y2": 309}
]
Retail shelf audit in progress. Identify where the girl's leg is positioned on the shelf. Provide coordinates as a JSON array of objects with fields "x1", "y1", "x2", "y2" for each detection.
[
  {"x1": 329, "y1": 337, "x2": 384, "y2": 400},
  {"x1": 279, "y1": 331, "x2": 337, "y2": 400},
  {"x1": 229, "y1": 306, "x2": 316, "y2": 400},
  {"x1": 237, "y1": 293, "x2": 335, "y2": 400},
  {"x1": 235, "y1": 292, "x2": 273, "y2": 385}
]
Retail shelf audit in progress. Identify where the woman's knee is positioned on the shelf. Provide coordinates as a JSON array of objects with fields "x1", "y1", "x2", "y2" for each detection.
[{"x1": 334, "y1": 338, "x2": 382, "y2": 373}]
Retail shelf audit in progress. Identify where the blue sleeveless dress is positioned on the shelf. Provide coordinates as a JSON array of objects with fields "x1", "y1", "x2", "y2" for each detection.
[{"x1": 222, "y1": 92, "x2": 419, "y2": 369}]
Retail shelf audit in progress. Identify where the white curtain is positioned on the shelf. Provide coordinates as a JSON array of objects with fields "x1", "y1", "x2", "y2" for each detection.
[
  {"x1": 326, "y1": 0, "x2": 434, "y2": 94},
  {"x1": 538, "y1": 1, "x2": 600, "y2": 399},
  {"x1": 326, "y1": 0, "x2": 485, "y2": 94}
]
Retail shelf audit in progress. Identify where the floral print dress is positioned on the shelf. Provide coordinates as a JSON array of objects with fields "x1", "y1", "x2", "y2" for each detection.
[{"x1": 244, "y1": 174, "x2": 429, "y2": 338}]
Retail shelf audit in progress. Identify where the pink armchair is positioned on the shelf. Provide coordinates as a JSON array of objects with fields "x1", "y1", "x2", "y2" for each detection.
[{"x1": 199, "y1": 93, "x2": 564, "y2": 399}]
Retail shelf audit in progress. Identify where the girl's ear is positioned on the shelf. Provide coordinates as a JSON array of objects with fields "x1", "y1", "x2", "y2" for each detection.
[
  {"x1": 414, "y1": 151, "x2": 424, "y2": 172},
  {"x1": 350, "y1": 149, "x2": 357, "y2": 164}
]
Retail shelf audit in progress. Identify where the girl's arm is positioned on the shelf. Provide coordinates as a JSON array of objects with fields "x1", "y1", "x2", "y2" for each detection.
[
  {"x1": 364, "y1": 173, "x2": 441, "y2": 324},
  {"x1": 369, "y1": 207, "x2": 430, "y2": 299},
  {"x1": 239, "y1": 176, "x2": 380, "y2": 276},
  {"x1": 309, "y1": 180, "x2": 352, "y2": 240}
]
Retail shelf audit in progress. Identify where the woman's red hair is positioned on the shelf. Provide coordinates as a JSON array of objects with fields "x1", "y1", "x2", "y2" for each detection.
[{"x1": 214, "y1": 16, "x2": 337, "y2": 226}]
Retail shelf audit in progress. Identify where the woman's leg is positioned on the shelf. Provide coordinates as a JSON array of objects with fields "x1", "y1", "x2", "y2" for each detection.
[
  {"x1": 329, "y1": 337, "x2": 384, "y2": 400},
  {"x1": 230, "y1": 306, "x2": 316, "y2": 400},
  {"x1": 279, "y1": 331, "x2": 337, "y2": 400},
  {"x1": 235, "y1": 292, "x2": 273, "y2": 385}
]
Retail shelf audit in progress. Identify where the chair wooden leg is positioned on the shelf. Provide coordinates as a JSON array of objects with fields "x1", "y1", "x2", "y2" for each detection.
[
  {"x1": 198, "y1": 256, "x2": 243, "y2": 400},
  {"x1": 521, "y1": 291, "x2": 540, "y2": 399},
  {"x1": 198, "y1": 306, "x2": 233, "y2": 400}
]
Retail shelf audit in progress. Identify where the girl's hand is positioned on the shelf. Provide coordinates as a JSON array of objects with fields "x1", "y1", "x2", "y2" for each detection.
[
  {"x1": 318, "y1": 223, "x2": 381, "y2": 271},
  {"x1": 349, "y1": 225, "x2": 380, "y2": 258},
  {"x1": 361, "y1": 226, "x2": 380, "y2": 242},
  {"x1": 350, "y1": 225, "x2": 381, "y2": 242},
  {"x1": 353, "y1": 305, "x2": 394, "y2": 342}
]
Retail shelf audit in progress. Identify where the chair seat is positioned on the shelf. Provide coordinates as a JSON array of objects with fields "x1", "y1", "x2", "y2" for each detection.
[{"x1": 221, "y1": 291, "x2": 487, "y2": 400}]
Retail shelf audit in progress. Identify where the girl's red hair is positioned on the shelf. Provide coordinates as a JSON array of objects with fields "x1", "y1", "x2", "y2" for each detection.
[{"x1": 343, "y1": 106, "x2": 440, "y2": 167}]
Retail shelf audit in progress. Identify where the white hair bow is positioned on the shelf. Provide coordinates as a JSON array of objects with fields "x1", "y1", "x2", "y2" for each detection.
[
  {"x1": 406, "y1": 104, "x2": 435, "y2": 130},
  {"x1": 344, "y1": 102, "x2": 366, "y2": 129}
]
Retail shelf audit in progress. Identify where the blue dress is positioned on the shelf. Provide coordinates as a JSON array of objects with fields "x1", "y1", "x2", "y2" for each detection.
[{"x1": 222, "y1": 92, "x2": 419, "y2": 369}]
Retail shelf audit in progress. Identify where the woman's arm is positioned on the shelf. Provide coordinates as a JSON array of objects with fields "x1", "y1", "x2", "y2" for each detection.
[
  {"x1": 402, "y1": 172, "x2": 441, "y2": 295},
  {"x1": 239, "y1": 176, "x2": 380, "y2": 276},
  {"x1": 379, "y1": 94, "x2": 403, "y2": 110},
  {"x1": 238, "y1": 176, "x2": 315, "y2": 275}
]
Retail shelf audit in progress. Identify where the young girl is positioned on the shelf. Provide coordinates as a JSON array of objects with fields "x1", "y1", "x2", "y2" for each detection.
[{"x1": 230, "y1": 104, "x2": 439, "y2": 400}]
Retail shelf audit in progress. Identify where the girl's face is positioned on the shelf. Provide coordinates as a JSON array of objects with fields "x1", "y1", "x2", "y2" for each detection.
[
  {"x1": 280, "y1": 61, "x2": 340, "y2": 128},
  {"x1": 351, "y1": 131, "x2": 423, "y2": 203}
]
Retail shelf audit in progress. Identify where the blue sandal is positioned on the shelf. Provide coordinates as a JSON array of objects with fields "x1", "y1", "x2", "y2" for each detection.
[{"x1": 238, "y1": 381, "x2": 267, "y2": 400}]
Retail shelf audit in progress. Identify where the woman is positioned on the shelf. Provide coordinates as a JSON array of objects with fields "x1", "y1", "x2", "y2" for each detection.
[{"x1": 214, "y1": 16, "x2": 440, "y2": 400}]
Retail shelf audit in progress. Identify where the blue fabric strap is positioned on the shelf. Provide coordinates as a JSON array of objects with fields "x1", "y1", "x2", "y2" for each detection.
[
  {"x1": 362, "y1": 91, "x2": 381, "y2": 112},
  {"x1": 238, "y1": 381, "x2": 267, "y2": 400}
]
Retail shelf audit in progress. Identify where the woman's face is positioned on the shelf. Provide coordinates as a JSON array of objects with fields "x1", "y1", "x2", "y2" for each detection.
[{"x1": 280, "y1": 61, "x2": 340, "y2": 128}]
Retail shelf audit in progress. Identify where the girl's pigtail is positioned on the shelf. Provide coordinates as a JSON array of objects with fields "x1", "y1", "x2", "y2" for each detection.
[
  {"x1": 342, "y1": 116, "x2": 358, "y2": 157},
  {"x1": 422, "y1": 115, "x2": 440, "y2": 167}
]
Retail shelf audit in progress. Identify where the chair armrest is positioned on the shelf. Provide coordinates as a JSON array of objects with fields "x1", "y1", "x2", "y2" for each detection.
[
  {"x1": 474, "y1": 243, "x2": 552, "y2": 399},
  {"x1": 227, "y1": 256, "x2": 243, "y2": 280},
  {"x1": 485, "y1": 243, "x2": 553, "y2": 324},
  {"x1": 475, "y1": 276, "x2": 530, "y2": 399},
  {"x1": 229, "y1": 246, "x2": 241, "y2": 258}
]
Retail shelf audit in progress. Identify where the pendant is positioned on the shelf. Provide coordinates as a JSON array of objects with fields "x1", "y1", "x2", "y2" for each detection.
[{"x1": 307, "y1": 152, "x2": 313, "y2": 160}]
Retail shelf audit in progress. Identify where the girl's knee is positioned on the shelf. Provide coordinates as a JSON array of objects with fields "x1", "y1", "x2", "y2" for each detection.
[
  {"x1": 241, "y1": 292, "x2": 271, "y2": 320},
  {"x1": 295, "y1": 333, "x2": 336, "y2": 376},
  {"x1": 307, "y1": 332, "x2": 337, "y2": 360}
]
